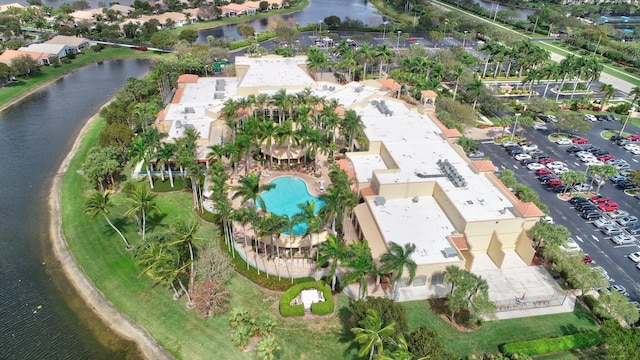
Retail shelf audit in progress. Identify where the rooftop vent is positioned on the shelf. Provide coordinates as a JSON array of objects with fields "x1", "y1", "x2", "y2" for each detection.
[
  {"x1": 412, "y1": 196, "x2": 419, "y2": 203},
  {"x1": 437, "y1": 159, "x2": 467, "y2": 188},
  {"x1": 184, "y1": 107, "x2": 195, "y2": 114},
  {"x1": 355, "y1": 86, "x2": 364, "y2": 93},
  {"x1": 175, "y1": 120, "x2": 182, "y2": 128},
  {"x1": 374, "y1": 196, "x2": 386, "y2": 206},
  {"x1": 441, "y1": 247, "x2": 458, "y2": 258},
  {"x1": 214, "y1": 92, "x2": 224, "y2": 99}
]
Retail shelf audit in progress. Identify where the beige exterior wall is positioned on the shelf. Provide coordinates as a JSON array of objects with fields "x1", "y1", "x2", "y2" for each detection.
[
  {"x1": 377, "y1": 181, "x2": 435, "y2": 199},
  {"x1": 354, "y1": 203, "x2": 388, "y2": 259},
  {"x1": 515, "y1": 232, "x2": 536, "y2": 265},
  {"x1": 432, "y1": 183, "x2": 466, "y2": 231},
  {"x1": 487, "y1": 233, "x2": 505, "y2": 268}
]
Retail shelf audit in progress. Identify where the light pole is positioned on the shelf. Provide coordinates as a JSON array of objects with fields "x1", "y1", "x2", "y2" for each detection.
[
  {"x1": 532, "y1": 15, "x2": 539, "y2": 34},
  {"x1": 493, "y1": 4, "x2": 499, "y2": 22},
  {"x1": 620, "y1": 107, "x2": 635, "y2": 135},
  {"x1": 511, "y1": 113, "x2": 521, "y2": 140},
  {"x1": 396, "y1": 30, "x2": 401, "y2": 51},
  {"x1": 382, "y1": 21, "x2": 388, "y2": 40},
  {"x1": 318, "y1": 20, "x2": 323, "y2": 37},
  {"x1": 444, "y1": 20, "x2": 448, "y2": 37},
  {"x1": 593, "y1": 34, "x2": 602, "y2": 55},
  {"x1": 462, "y1": 30, "x2": 469, "y2": 48}
]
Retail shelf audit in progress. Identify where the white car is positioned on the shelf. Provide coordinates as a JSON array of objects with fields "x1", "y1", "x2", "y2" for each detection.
[
  {"x1": 501, "y1": 141, "x2": 518, "y2": 147},
  {"x1": 623, "y1": 143, "x2": 640, "y2": 151},
  {"x1": 521, "y1": 144, "x2": 538, "y2": 152},
  {"x1": 629, "y1": 251, "x2": 640, "y2": 262},
  {"x1": 533, "y1": 123, "x2": 548, "y2": 130},
  {"x1": 556, "y1": 138, "x2": 572, "y2": 145},
  {"x1": 546, "y1": 161, "x2": 567, "y2": 170},
  {"x1": 542, "y1": 215, "x2": 554, "y2": 224},
  {"x1": 514, "y1": 153, "x2": 532, "y2": 161},
  {"x1": 559, "y1": 237, "x2": 582, "y2": 253},
  {"x1": 579, "y1": 155, "x2": 598, "y2": 163},
  {"x1": 583, "y1": 158, "x2": 604, "y2": 166},
  {"x1": 575, "y1": 151, "x2": 592, "y2": 157},
  {"x1": 593, "y1": 266, "x2": 614, "y2": 282},
  {"x1": 594, "y1": 218, "x2": 615, "y2": 228},
  {"x1": 610, "y1": 210, "x2": 630, "y2": 219},
  {"x1": 553, "y1": 167, "x2": 569, "y2": 175},
  {"x1": 612, "y1": 234, "x2": 637, "y2": 245},
  {"x1": 630, "y1": 147, "x2": 640, "y2": 155},
  {"x1": 584, "y1": 114, "x2": 598, "y2": 122},
  {"x1": 527, "y1": 163, "x2": 545, "y2": 171},
  {"x1": 574, "y1": 183, "x2": 593, "y2": 192}
]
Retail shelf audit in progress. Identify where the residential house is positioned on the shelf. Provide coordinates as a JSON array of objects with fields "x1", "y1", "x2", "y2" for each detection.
[
  {"x1": 0, "y1": 49, "x2": 53, "y2": 66},
  {"x1": 0, "y1": 3, "x2": 25, "y2": 12},
  {"x1": 110, "y1": 4, "x2": 134, "y2": 16},
  {"x1": 19, "y1": 43, "x2": 74, "y2": 59},
  {"x1": 45, "y1": 35, "x2": 92, "y2": 53}
]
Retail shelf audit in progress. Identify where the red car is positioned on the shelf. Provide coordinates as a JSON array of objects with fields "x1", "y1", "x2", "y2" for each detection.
[
  {"x1": 536, "y1": 168, "x2": 552, "y2": 176},
  {"x1": 546, "y1": 178, "x2": 563, "y2": 186},
  {"x1": 583, "y1": 255, "x2": 593, "y2": 264},
  {"x1": 598, "y1": 202, "x2": 619, "y2": 212},
  {"x1": 590, "y1": 195, "x2": 610, "y2": 204},
  {"x1": 598, "y1": 154, "x2": 615, "y2": 161},
  {"x1": 573, "y1": 137, "x2": 589, "y2": 144},
  {"x1": 627, "y1": 134, "x2": 640, "y2": 141},
  {"x1": 407, "y1": 37, "x2": 418, "y2": 41},
  {"x1": 538, "y1": 157, "x2": 555, "y2": 165}
]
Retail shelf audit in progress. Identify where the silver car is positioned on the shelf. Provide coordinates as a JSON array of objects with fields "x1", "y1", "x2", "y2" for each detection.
[{"x1": 611, "y1": 234, "x2": 637, "y2": 245}]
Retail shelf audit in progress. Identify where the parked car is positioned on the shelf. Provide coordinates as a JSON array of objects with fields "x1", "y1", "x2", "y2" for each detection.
[
  {"x1": 590, "y1": 195, "x2": 610, "y2": 204},
  {"x1": 592, "y1": 149, "x2": 609, "y2": 157},
  {"x1": 538, "y1": 174, "x2": 557, "y2": 183},
  {"x1": 610, "y1": 210, "x2": 630, "y2": 219},
  {"x1": 546, "y1": 178, "x2": 563, "y2": 186},
  {"x1": 573, "y1": 137, "x2": 589, "y2": 144},
  {"x1": 553, "y1": 167, "x2": 569, "y2": 175},
  {"x1": 583, "y1": 158, "x2": 604, "y2": 166},
  {"x1": 556, "y1": 138, "x2": 572, "y2": 145},
  {"x1": 617, "y1": 216, "x2": 639, "y2": 227},
  {"x1": 628, "y1": 251, "x2": 640, "y2": 262},
  {"x1": 611, "y1": 234, "x2": 637, "y2": 245},
  {"x1": 566, "y1": 145, "x2": 583, "y2": 153},
  {"x1": 542, "y1": 215, "x2": 554, "y2": 224},
  {"x1": 501, "y1": 141, "x2": 518, "y2": 147},
  {"x1": 610, "y1": 175, "x2": 628, "y2": 184},
  {"x1": 573, "y1": 183, "x2": 594, "y2": 192},
  {"x1": 627, "y1": 134, "x2": 640, "y2": 141},
  {"x1": 598, "y1": 154, "x2": 615, "y2": 161},
  {"x1": 617, "y1": 181, "x2": 639, "y2": 190},
  {"x1": 584, "y1": 114, "x2": 597, "y2": 122},
  {"x1": 599, "y1": 202, "x2": 619, "y2": 212},
  {"x1": 553, "y1": 185, "x2": 570, "y2": 193},
  {"x1": 576, "y1": 203, "x2": 597, "y2": 212},
  {"x1": 627, "y1": 224, "x2": 640, "y2": 235},
  {"x1": 611, "y1": 285, "x2": 629, "y2": 296},
  {"x1": 629, "y1": 147, "x2": 640, "y2": 155},
  {"x1": 582, "y1": 211, "x2": 602, "y2": 220},
  {"x1": 538, "y1": 157, "x2": 555, "y2": 165},
  {"x1": 536, "y1": 168, "x2": 552, "y2": 176},
  {"x1": 602, "y1": 225, "x2": 624, "y2": 236},
  {"x1": 593, "y1": 218, "x2": 615, "y2": 228},
  {"x1": 560, "y1": 238, "x2": 582, "y2": 253},
  {"x1": 546, "y1": 161, "x2": 567, "y2": 170},
  {"x1": 570, "y1": 196, "x2": 591, "y2": 205},
  {"x1": 521, "y1": 144, "x2": 539, "y2": 152},
  {"x1": 507, "y1": 147, "x2": 523, "y2": 156},
  {"x1": 527, "y1": 163, "x2": 545, "y2": 171},
  {"x1": 531, "y1": 152, "x2": 549, "y2": 160},
  {"x1": 615, "y1": 163, "x2": 630, "y2": 171},
  {"x1": 514, "y1": 153, "x2": 531, "y2": 161},
  {"x1": 593, "y1": 266, "x2": 614, "y2": 282},
  {"x1": 468, "y1": 151, "x2": 485, "y2": 159},
  {"x1": 533, "y1": 123, "x2": 548, "y2": 130},
  {"x1": 610, "y1": 135, "x2": 625, "y2": 141},
  {"x1": 520, "y1": 158, "x2": 535, "y2": 166}
]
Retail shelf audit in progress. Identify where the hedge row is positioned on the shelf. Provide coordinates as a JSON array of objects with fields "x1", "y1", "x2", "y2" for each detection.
[
  {"x1": 279, "y1": 281, "x2": 334, "y2": 317},
  {"x1": 501, "y1": 331, "x2": 602, "y2": 356}
]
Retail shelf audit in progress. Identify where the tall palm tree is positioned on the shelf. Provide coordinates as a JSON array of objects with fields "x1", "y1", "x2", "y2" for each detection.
[
  {"x1": 341, "y1": 109, "x2": 365, "y2": 152},
  {"x1": 356, "y1": 43, "x2": 375, "y2": 80},
  {"x1": 84, "y1": 190, "x2": 131, "y2": 249},
  {"x1": 232, "y1": 206, "x2": 258, "y2": 270},
  {"x1": 258, "y1": 120, "x2": 278, "y2": 168},
  {"x1": 276, "y1": 119, "x2": 301, "y2": 168},
  {"x1": 599, "y1": 83, "x2": 616, "y2": 110},
  {"x1": 167, "y1": 218, "x2": 201, "y2": 304},
  {"x1": 124, "y1": 183, "x2": 160, "y2": 243},
  {"x1": 451, "y1": 64, "x2": 464, "y2": 101},
  {"x1": 318, "y1": 186, "x2": 343, "y2": 233},
  {"x1": 293, "y1": 200, "x2": 321, "y2": 262},
  {"x1": 306, "y1": 46, "x2": 327, "y2": 80},
  {"x1": 342, "y1": 240, "x2": 377, "y2": 299},
  {"x1": 316, "y1": 233, "x2": 346, "y2": 291},
  {"x1": 155, "y1": 142, "x2": 176, "y2": 187},
  {"x1": 379, "y1": 242, "x2": 417, "y2": 300},
  {"x1": 136, "y1": 241, "x2": 185, "y2": 300},
  {"x1": 375, "y1": 43, "x2": 395, "y2": 77},
  {"x1": 231, "y1": 172, "x2": 275, "y2": 209},
  {"x1": 351, "y1": 309, "x2": 396, "y2": 360},
  {"x1": 467, "y1": 78, "x2": 484, "y2": 109}
]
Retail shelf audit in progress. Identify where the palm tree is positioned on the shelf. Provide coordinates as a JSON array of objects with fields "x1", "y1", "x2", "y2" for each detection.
[
  {"x1": 341, "y1": 109, "x2": 365, "y2": 151},
  {"x1": 356, "y1": 43, "x2": 375, "y2": 80},
  {"x1": 451, "y1": 64, "x2": 464, "y2": 101},
  {"x1": 167, "y1": 218, "x2": 201, "y2": 303},
  {"x1": 318, "y1": 185, "x2": 343, "y2": 233},
  {"x1": 276, "y1": 119, "x2": 301, "y2": 168},
  {"x1": 342, "y1": 240, "x2": 377, "y2": 299},
  {"x1": 232, "y1": 206, "x2": 258, "y2": 270},
  {"x1": 316, "y1": 234, "x2": 345, "y2": 291},
  {"x1": 379, "y1": 242, "x2": 417, "y2": 300},
  {"x1": 589, "y1": 164, "x2": 618, "y2": 194},
  {"x1": 307, "y1": 46, "x2": 327, "y2": 80},
  {"x1": 293, "y1": 200, "x2": 321, "y2": 262},
  {"x1": 84, "y1": 190, "x2": 131, "y2": 249},
  {"x1": 375, "y1": 43, "x2": 395, "y2": 77},
  {"x1": 259, "y1": 120, "x2": 278, "y2": 168},
  {"x1": 599, "y1": 83, "x2": 616, "y2": 110},
  {"x1": 124, "y1": 183, "x2": 160, "y2": 243},
  {"x1": 467, "y1": 78, "x2": 484, "y2": 109},
  {"x1": 351, "y1": 309, "x2": 396, "y2": 360},
  {"x1": 155, "y1": 142, "x2": 176, "y2": 187},
  {"x1": 231, "y1": 172, "x2": 275, "y2": 209},
  {"x1": 136, "y1": 241, "x2": 185, "y2": 300}
]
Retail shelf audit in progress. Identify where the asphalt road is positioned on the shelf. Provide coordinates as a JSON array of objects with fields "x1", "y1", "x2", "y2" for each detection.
[{"x1": 478, "y1": 120, "x2": 640, "y2": 300}]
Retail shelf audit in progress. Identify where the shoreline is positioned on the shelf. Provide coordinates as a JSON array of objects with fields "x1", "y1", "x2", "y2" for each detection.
[{"x1": 48, "y1": 106, "x2": 173, "y2": 360}]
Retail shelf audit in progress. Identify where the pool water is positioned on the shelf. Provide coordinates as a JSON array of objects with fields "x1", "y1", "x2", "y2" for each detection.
[{"x1": 259, "y1": 176, "x2": 325, "y2": 235}]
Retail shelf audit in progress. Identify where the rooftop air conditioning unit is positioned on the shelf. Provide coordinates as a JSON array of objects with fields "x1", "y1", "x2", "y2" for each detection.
[
  {"x1": 442, "y1": 247, "x2": 458, "y2": 258},
  {"x1": 412, "y1": 196, "x2": 419, "y2": 203},
  {"x1": 374, "y1": 196, "x2": 386, "y2": 206}
]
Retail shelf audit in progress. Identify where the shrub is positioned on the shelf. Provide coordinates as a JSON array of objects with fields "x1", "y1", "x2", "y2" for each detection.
[
  {"x1": 279, "y1": 281, "x2": 333, "y2": 317},
  {"x1": 350, "y1": 297, "x2": 408, "y2": 337},
  {"x1": 583, "y1": 294, "x2": 612, "y2": 322},
  {"x1": 501, "y1": 331, "x2": 602, "y2": 356}
]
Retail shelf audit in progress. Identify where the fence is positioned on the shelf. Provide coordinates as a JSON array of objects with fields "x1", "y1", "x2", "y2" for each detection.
[
  {"x1": 493, "y1": 292, "x2": 570, "y2": 312},
  {"x1": 233, "y1": 242, "x2": 328, "y2": 280}
]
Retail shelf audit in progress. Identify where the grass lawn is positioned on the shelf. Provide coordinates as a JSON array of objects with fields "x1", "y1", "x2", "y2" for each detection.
[
  {"x1": 0, "y1": 47, "x2": 164, "y2": 108},
  {"x1": 60, "y1": 117, "x2": 355, "y2": 360},
  {"x1": 403, "y1": 300, "x2": 598, "y2": 358}
]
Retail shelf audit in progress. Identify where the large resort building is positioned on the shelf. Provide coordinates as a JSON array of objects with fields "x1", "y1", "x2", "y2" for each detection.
[{"x1": 155, "y1": 55, "x2": 573, "y2": 317}]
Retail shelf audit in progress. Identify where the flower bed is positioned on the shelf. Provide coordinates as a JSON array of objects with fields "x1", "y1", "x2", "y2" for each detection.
[{"x1": 279, "y1": 280, "x2": 334, "y2": 317}]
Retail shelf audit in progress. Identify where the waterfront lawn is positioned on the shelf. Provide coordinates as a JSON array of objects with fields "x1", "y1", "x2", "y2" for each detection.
[
  {"x1": 403, "y1": 300, "x2": 598, "y2": 357},
  {"x1": 60, "y1": 117, "x2": 353, "y2": 360},
  {"x1": 0, "y1": 47, "x2": 164, "y2": 108}
]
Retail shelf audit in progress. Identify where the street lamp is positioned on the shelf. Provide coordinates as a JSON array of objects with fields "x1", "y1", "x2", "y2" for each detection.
[
  {"x1": 511, "y1": 113, "x2": 521, "y2": 140},
  {"x1": 382, "y1": 21, "x2": 388, "y2": 40},
  {"x1": 493, "y1": 3, "x2": 499, "y2": 22},
  {"x1": 462, "y1": 30, "x2": 469, "y2": 48},
  {"x1": 396, "y1": 30, "x2": 401, "y2": 51},
  {"x1": 620, "y1": 107, "x2": 635, "y2": 135},
  {"x1": 318, "y1": 20, "x2": 323, "y2": 37}
]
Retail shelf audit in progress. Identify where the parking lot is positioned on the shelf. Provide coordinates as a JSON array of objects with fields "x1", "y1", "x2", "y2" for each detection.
[{"x1": 478, "y1": 118, "x2": 640, "y2": 301}]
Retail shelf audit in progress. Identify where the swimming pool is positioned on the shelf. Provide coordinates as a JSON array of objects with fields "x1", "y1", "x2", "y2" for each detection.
[{"x1": 259, "y1": 176, "x2": 325, "y2": 235}]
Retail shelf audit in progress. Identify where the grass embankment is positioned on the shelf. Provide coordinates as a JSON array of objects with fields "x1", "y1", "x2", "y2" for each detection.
[
  {"x1": 168, "y1": 0, "x2": 309, "y2": 34},
  {"x1": 60, "y1": 116, "x2": 354, "y2": 360},
  {"x1": 61, "y1": 117, "x2": 600, "y2": 359},
  {"x1": 0, "y1": 47, "x2": 164, "y2": 109}
]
